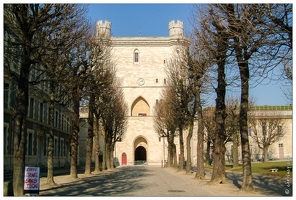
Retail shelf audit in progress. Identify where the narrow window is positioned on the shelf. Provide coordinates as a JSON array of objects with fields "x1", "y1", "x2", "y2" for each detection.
[
  {"x1": 135, "y1": 52, "x2": 139, "y2": 62},
  {"x1": 55, "y1": 110, "x2": 60, "y2": 128},
  {"x1": 4, "y1": 124, "x2": 8, "y2": 155},
  {"x1": 262, "y1": 122, "x2": 266, "y2": 136},
  {"x1": 60, "y1": 139, "x2": 65, "y2": 157},
  {"x1": 39, "y1": 102, "x2": 44, "y2": 122},
  {"x1": 66, "y1": 117, "x2": 70, "y2": 132},
  {"x1": 29, "y1": 98, "x2": 34, "y2": 118},
  {"x1": 164, "y1": 79, "x2": 166, "y2": 84},
  {"x1": 4, "y1": 83, "x2": 10, "y2": 109},
  {"x1": 27, "y1": 130, "x2": 34, "y2": 156},
  {"x1": 277, "y1": 125, "x2": 283, "y2": 135},
  {"x1": 43, "y1": 136, "x2": 47, "y2": 156},
  {"x1": 54, "y1": 137, "x2": 58, "y2": 156},
  {"x1": 156, "y1": 79, "x2": 158, "y2": 83},
  {"x1": 61, "y1": 114, "x2": 64, "y2": 130},
  {"x1": 134, "y1": 49, "x2": 139, "y2": 63}
]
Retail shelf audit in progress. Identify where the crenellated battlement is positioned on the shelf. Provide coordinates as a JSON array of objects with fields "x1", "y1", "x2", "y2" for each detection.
[
  {"x1": 168, "y1": 20, "x2": 184, "y2": 37},
  {"x1": 96, "y1": 20, "x2": 111, "y2": 38}
]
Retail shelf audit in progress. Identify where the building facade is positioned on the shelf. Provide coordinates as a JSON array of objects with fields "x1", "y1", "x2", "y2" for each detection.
[
  {"x1": 4, "y1": 67, "x2": 73, "y2": 172},
  {"x1": 94, "y1": 20, "x2": 189, "y2": 166}
]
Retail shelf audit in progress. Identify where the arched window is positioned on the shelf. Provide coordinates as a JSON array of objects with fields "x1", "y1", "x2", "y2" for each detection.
[
  {"x1": 131, "y1": 96, "x2": 150, "y2": 116},
  {"x1": 134, "y1": 49, "x2": 139, "y2": 63}
]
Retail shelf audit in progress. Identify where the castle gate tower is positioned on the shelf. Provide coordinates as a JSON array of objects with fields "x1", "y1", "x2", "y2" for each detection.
[{"x1": 97, "y1": 20, "x2": 189, "y2": 165}]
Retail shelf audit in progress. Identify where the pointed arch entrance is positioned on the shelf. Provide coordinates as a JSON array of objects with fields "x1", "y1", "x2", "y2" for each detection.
[
  {"x1": 134, "y1": 136, "x2": 148, "y2": 165},
  {"x1": 131, "y1": 96, "x2": 150, "y2": 116}
]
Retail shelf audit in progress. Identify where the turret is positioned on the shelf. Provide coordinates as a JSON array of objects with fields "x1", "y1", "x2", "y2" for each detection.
[
  {"x1": 168, "y1": 20, "x2": 184, "y2": 37},
  {"x1": 96, "y1": 20, "x2": 111, "y2": 38}
]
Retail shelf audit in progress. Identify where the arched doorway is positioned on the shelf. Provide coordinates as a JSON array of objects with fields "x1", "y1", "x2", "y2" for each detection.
[
  {"x1": 134, "y1": 136, "x2": 148, "y2": 165},
  {"x1": 122, "y1": 153, "x2": 127, "y2": 165},
  {"x1": 135, "y1": 146, "x2": 146, "y2": 165}
]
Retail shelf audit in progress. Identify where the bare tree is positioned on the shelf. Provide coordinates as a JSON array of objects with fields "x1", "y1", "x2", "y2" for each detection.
[
  {"x1": 265, "y1": 4, "x2": 292, "y2": 101},
  {"x1": 165, "y1": 55, "x2": 192, "y2": 170},
  {"x1": 221, "y1": 4, "x2": 283, "y2": 191},
  {"x1": 4, "y1": 4, "x2": 88, "y2": 195},
  {"x1": 249, "y1": 114, "x2": 286, "y2": 162},
  {"x1": 83, "y1": 26, "x2": 113, "y2": 175},
  {"x1": 225, "y1": 98, "x2": 240, "y2": 168},
  {"x1": 153, "y1": 87, "x2": 178, "y2": 168},
  {"x1": 97, "y1": 68, "x2": 128, "y2": 170},
  {"x1": 189, "y1": 5, "x2": 216, "y2": 178},
  {"x1": 203, "y1": 107, "x2": 215, "y2": 166}
]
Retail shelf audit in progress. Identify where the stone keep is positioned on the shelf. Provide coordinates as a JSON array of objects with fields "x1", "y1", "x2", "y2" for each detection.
[{"x1": 96, "y1": 20, "x2": 189, "y2": 165}]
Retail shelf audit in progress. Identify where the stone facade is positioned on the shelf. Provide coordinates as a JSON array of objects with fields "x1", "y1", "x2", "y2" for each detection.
[{"x1": 103, "y1": 20, "x2": 189, "y2": 165}]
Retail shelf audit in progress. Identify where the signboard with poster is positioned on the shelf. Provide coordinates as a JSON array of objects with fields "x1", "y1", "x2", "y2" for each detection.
[{"x1": 24, "y1": 166, "x2": 40, "y2": 196}]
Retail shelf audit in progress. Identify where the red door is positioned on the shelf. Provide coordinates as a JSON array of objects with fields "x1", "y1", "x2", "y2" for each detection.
[{"x1": 122, "y1": 153, "x2": 127, "y2": 165}]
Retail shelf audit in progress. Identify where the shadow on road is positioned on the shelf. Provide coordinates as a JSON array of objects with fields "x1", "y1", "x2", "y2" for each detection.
[
  {"x1": 40, "y1": 166, "x2": 153, "y2": 196},
  {"x1": 226, "y1": 172, "x2": 292, "y2": 196}
]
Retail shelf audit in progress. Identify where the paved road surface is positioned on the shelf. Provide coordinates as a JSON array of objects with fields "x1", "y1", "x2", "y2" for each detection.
[{"x1": 39, "y1": 165, "x2": 292, "y2": 196}]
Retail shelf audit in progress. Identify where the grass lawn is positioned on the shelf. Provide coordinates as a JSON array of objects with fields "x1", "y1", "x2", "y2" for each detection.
[{"x1": 226, "y1": 161, "x2": 292, "y2": 176}]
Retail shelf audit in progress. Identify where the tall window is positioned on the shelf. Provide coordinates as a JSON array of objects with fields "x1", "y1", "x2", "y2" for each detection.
[
  {"x1": 55, "y1": 110, "x2": 59, "y2": 128},
  {"x1": 44, "y1": 135, "x2": 49, "y2": 156},
  {"x1": 4, "y1": 82, "x2": 10, "y2": 109},
  {"x1": 39, "y1": 102, "x2": 44, "y2": 122},
  {"x1": 262, "y1": 122, "x2": 266, "y2": 137},
  {"x1": 134, "y1": 49, "x2": 139, "y2": 63},
  {"x1": 54, "y1": 137, "x2": 58, "y2": 156},
  {"x1": 27, "y1": 130, "x2": 34, "y2": 156},
  {"x1": 29, "y1": 98, "x2": 34, "y2": 118},
  {"x1": 60, "y1": 138, "x2": 65, "y2": 157},
  {"x1": 277, "y1": 124, "x2": 283, "y2": 135},
  {"x1": 4, "y1": 123, "x2": 9, "y2": 155}
]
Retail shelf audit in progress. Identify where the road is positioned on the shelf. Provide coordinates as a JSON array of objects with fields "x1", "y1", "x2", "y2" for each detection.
[
  {"x1": 40, "y1": 165, "x2": 220, "y2": 196},
  {"x1": 39, "y1": 165, "x2": 292, "y2": 196}
]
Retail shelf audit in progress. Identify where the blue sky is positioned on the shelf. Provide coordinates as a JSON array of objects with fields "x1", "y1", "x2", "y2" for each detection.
[
  {"x1": 86, "y1": 3, "x2": 292, "y2": 106},
  {"x1": 86, "y1": 4, "x2": 193, "y2": 37}
]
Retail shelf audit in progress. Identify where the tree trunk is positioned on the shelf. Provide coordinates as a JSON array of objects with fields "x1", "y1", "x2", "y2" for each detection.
[
  {"x1": 13, "y1": 65, "x2": 29, "y2": 196},
  {"x1": 210, "y1": 134, "x2": 227, "y2": 184},
  {"x1": 232, "y1": 130, "x2": 239, "y2": 168},
  {"x1": 224, "y1": 3, "x2": 253, "y2": 191},
  {"x1": 102, "y1": 141, "x2": 107, "y2": 171},
  {"x1": 168, "y1": 133, "x2": 177, "y2": 168},
  {"x1": 178, "y1": 127, "x2": 184, "y2": 170},
  {"x1": 70, "y1": 98, "x2": 80, "y2": 178},
  {"x1": 94, "y1": 119, "x2": 100, "y2": 173},
  {"x1": 195, "y1": 91, "x2": 205, "y2": 179},
  {"x1": 209, "y1": 40, "x2": 227, "y2": 184},
  {"x1": 239, "y1": 63, "x2": 253, "y2": 191},
  {"x1": 110, "y1": 144, "x2": 115, "y2": 169},
  {"x1": 85, "y1": 94, "x2": 95, "y2": 175},
  {"x1": 105, "y1": 141, "x2": 112, "y2": 169},
  {"x1": 47, "y1": 89, "x2": 56, "y2": 185},
  {"x1": 172, "y1": 143, "x2": 178, "y2": 168},
  {"x1": 167, "y1": 136, "x2": 172, "y2": 167},
  {"x1": 263, "y1": 146, "x2": 269, "y2": 162},
  {"x1": 205, "y1": 140, "x2": 211, "y2": 166},
  {"x1": 186, "y1": 119, "x2": 194, "y2": 174}
]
